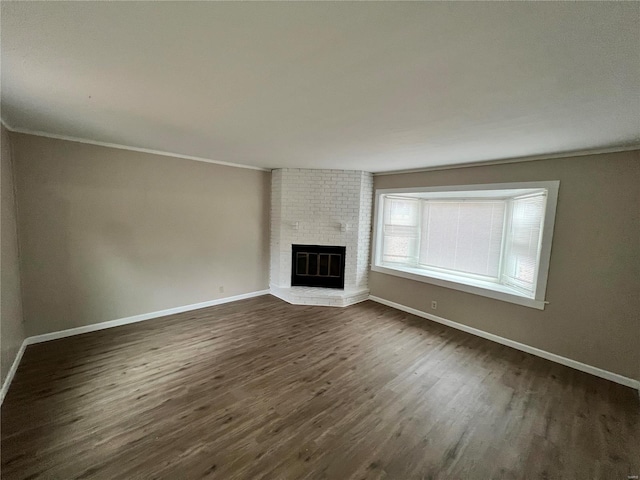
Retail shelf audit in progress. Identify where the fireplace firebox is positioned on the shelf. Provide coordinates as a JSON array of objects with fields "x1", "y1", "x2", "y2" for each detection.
[{"x1": 291, "y1": 245, "x2": 346, "y2": 289}]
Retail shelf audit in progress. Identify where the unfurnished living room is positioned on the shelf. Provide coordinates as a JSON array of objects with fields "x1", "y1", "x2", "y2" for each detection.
[{"x1": 1, "y1": 2, "x2": 639, "y2": 479}]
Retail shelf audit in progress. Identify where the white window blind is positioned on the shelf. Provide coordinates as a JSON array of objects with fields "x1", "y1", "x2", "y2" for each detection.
[
  {"x1": 381, "y1": 197, "x2": 419, "y2": 264},
  {"x1": 419, "y1": 201, "x2": 506, "y2": 278},
  {"x1": 502, "y1": 193, "x2": 547, "y2": 295}
]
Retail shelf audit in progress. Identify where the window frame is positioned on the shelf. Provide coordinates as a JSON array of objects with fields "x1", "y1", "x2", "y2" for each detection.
[{"x1": 371, "y1": 181, "x2": 560, "y2": 310}]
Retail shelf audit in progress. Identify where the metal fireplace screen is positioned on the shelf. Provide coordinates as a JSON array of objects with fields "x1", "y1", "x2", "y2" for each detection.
[{"x1": 291, "y1": 244, "x2": 346, "y2": 289}]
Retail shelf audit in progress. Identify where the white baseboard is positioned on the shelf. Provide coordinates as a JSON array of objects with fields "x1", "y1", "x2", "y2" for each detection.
[
  {"x1": 369, "y1": 295, "x2": 640, "y2": 391},
  {"x1": 0, "y1": 339, "x2": 27, "y2": 405},
  {"x1": 0, "y1": 290, "x2": 270, "y2": 406},
  {"x1": 4, "y1": 290, "x2": 636, "y2": 406},
  {"x1": 26, "y1": 290, "x2": 271, "y2": 345}
]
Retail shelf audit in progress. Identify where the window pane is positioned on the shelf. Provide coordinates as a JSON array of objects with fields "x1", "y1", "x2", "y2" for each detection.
[
  {"x1": 420, "y1": 203, "x2": 459, "y2": 269},
  {"x1": 419, "y1": 201, "x2": 505, "y2": 278},
  {"x1": 319, "y1": 254, "x2": 330, "y2": 276},
  {"x1": 383, "y1": 235, "x2": 418, "y2": 263},
  {"x1": 382, "y1": 197, "x2": 419, "y2": 264},
  {"x1": 502, "y1": 194, "x2": 546, "y2": 293},
  {"x1": 329, "y1": 255, "x2": 341, "y2": 277},
  {"x1": 308, "y1": 254, "x2": 318, "y2": 276},
  {"x1": 296, "y1": 253, "x2": 308, "y2": 275},
  {"x1": 385, "y1": 198, "x2": 419, "y2": 226}
]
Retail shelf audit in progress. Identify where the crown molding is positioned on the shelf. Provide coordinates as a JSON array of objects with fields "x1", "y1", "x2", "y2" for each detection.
[
  {"x1": 1, "y1": 118, "x2": 14, "y2": 131},
  {"x1": 2, "y1": 122, "x2": 270, "y2": 172},
  {"x1": 4, "y1": 118, "x2": 637, "y2": 175},
  {"x1": 373, "y1": 144, "x2": 640, "y2": 176}
]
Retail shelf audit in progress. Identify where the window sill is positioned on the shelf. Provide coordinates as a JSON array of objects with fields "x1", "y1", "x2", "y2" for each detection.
[{"x1": 371, "y1": 264, "x2": 546, "y2": 310}]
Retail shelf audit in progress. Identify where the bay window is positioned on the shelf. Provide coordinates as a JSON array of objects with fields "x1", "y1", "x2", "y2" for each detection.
[{"x1": 372, "y1": 181, "x2": 560, "y2": 309}]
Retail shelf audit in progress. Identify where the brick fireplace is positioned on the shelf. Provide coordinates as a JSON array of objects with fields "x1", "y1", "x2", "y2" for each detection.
[{"x1": 270, "y1": 169, "x2": 373, "y2": 306}]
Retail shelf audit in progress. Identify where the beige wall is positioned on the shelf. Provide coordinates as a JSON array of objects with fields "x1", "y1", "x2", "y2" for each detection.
[
  {"x1": 11, "y1": 133, "x2": 270, "y2": 336},
  {"x1": 7, "y1": 130, "x2": 639, "y2": 384},
  {"x1": 371, "y1": 150, "x2": 640, "y2": 381},
  {"x1": 1, "y1": 125, "x2": 26, "y2": 384}
]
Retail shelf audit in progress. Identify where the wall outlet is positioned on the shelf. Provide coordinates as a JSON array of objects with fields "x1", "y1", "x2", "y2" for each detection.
[
  {"x1": 431, "y1": 301, "x2": 437, "y2": 310},
  {"x1": 219, "y1": 286, "x2": 224, "y2": 293}
]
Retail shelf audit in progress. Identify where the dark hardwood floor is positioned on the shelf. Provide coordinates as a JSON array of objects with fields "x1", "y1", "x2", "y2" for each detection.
[{"x1": 2, "y1": 295, "x2": 638, "y2": 479}]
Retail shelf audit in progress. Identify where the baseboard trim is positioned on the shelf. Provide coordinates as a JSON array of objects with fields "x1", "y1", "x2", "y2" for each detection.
[
  {"x1": 26, "y1": 290, "x2": 270, "y2": 345},
  {"x1": 0, "y1": 339, "x2": 28, "y2": 405},
  {"x1": 1, "y1": 290, "x2": 270, "y2": 406},
  {"x1": 4, "y1": 291, "x2": 636, "y2": 406},
  {"x1": 368, "y1": 295, "x2": 640, "y2": 391}
]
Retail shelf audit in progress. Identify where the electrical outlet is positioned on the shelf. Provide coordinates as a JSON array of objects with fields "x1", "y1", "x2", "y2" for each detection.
[
  {"x1": 431, "y1": 301, "x2": 437, "y2": 310},
  {"x1": 219, "y1": 286, "x2": 224, "y2": 293}
]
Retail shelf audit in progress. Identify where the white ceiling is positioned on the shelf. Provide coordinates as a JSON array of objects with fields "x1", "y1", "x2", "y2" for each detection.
[{"x1": 2, "y1": 2, "x2": 639, "y2": 172}]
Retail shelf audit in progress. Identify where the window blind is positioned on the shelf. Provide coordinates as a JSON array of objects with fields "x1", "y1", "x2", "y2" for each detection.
[
  {"x1": 502, "y1": 193, "x2": 546, "y2": 294},
  {"x1": 382, "y1": 197, "x2": 419, "y2": 264},
  {"x1": 419, "y1": 201, "x2": 505, "y2": 278}
]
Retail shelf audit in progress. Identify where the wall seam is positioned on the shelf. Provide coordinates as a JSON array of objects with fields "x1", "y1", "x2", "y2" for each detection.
[{"x1": 6, "y1": 132, "x2": 26, "y2": 330}]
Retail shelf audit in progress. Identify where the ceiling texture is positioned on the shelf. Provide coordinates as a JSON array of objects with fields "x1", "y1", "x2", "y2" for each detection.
[{"x1": 2, "y1": 2, "x2": 639, "y2": 172}]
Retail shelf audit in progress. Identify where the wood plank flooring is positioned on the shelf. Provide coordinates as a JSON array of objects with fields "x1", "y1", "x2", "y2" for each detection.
[{"x1": 2, "y1": 295, "x2": 638, "y2": 479}]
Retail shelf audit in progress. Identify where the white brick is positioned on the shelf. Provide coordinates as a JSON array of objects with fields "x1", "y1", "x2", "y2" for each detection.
[{"x1": 270, "y1": 168, "x2": 373, "y2": 292}]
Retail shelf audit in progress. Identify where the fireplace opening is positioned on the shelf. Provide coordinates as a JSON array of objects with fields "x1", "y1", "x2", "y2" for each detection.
[{"x1": 291, "y1": 244, "x2": 346, "y2": 289}]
